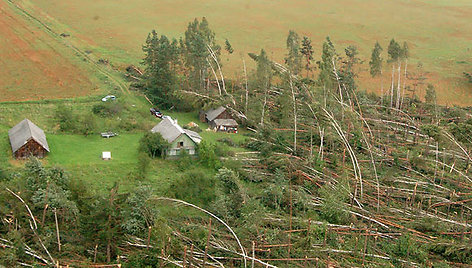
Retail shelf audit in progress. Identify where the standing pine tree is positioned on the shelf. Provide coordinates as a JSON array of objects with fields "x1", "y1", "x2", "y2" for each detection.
[
  {"x1": 285, "y1": 30, "x2": 302, "y2": 74},
  {"x1": 255, "y1": 49, "x2": 272, "y2": 126},
  {"x1": 183, "y1": 17, "x2": 221, "y2": 92},
  {"x1": 369, "y1": 42, "x2": 383, "y2": 77},
  {"x1": 340, "y1": 45, "x2": 360, "y2": 92},
  {"x1": 318, "y1": 37, "x2": 337, "y2": 90},
  {"x1": 369, "y1": 41, "x2": 384, "y2": 103},
  {"x1": 388, "y1": 39, "x2": 401, "y2": 108},
  {"x1": 142, "y1": 30, "x2": 179, "y2": 108},
  {"x1": 300, "y1": 36, "x2": 314, "y2": 78}
]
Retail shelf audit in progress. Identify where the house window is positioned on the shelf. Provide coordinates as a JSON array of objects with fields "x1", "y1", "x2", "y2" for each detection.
[{"x1": 178, "y1": 141, "x2": 184, "y2": 148}]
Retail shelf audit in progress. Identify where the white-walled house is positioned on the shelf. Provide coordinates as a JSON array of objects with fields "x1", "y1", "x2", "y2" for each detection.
[{"x1": 151, "y1": 117, "x2": 202, "y2": 156}]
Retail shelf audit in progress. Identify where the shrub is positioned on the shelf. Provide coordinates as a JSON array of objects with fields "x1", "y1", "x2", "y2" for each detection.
[
  {"x1": 139, "y1": 132, "x2": 169, "y2": 158},
  {"x1": 55, "y1": 104, "x2": 77, "y2": 132},
  {"x1": 198, "y1": 141, "x2": 221, "y2": 169},
  {"x1": 214, "y1": 168, "x2": 243, "y2": 219},
  {"x1": 167, "y1": 170, "x2": 216, "y2": 206},
  {"x1": 78, "y1": 113, "x2": 97, "y2": 136}
]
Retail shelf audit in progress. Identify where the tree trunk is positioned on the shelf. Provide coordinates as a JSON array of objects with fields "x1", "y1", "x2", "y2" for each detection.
[
  {"x1": 289, "y1": 75, "x2": 297, "y2": 154},
  {"x1": 380, "y1": 69, "x2": 384, "y2": 106},
  {"x1": 390, "y1": 64, "x2": 395, "y2": 108},
  {"x1": 54, "y1": 209, "x2": 61, "y2": 252},
  {"x1": 243, "y1": 59, "x2": 249, "y2": 115},
  {"x1": 207, "y1": 58, "x2": 221, "y2": 95},
  {"x1": 400, "y1": 59, "x2": 408, "y2": 109},
  {"x1": 396, "y1": 61, "x2": 402, "y2": 109}
]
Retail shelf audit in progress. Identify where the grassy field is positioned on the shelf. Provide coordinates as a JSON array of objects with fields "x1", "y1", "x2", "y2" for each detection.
[
  {"x1": 0, "y1": 94, "x2": 249, "y2": 192},
  {"x1": 0, "y1": 0, "x2": 110, "y2": 101},
  {"x1": 13, "y1": 0, "x2": 472, "y2": 105}
]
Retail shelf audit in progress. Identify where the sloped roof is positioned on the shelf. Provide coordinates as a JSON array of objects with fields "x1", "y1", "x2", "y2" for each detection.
[
  {"x1": 8, "y1": 119, "x2": 50, "y2": 153},
  {"x1": 213, "y1": 119, "x2": 238, "y2": 127},
  {"x1": 184, "y1": 129, "x2": 202, "y2": 144},
  {"x1": 205, "y1": 106, "x2": 226, "y2": 121},
  {"x1": 151, "y1": 117, "x2": 202, "y2": 144}
]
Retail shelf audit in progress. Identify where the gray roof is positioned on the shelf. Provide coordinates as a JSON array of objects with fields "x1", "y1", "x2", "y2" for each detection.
[
  {"x1": 184, "y1": 129, "x2": 202, "y2": 144},
  {"x1": 151, "y1": 117, "x2": 202, "y2": 144},
  {"x1": 205, "y1": 106, "x2": 226, "y2": 121},
  {"x1": 8, "y1": 119, "x2": 50, "y2": 153},
  {"x1": 213, "y1": 119, "x2": 238, "y2": 127}
]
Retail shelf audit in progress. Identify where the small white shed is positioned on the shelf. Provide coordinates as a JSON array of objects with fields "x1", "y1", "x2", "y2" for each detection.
[{"x1": 102, "y1": 151, "x2": 111, "y2": 160}]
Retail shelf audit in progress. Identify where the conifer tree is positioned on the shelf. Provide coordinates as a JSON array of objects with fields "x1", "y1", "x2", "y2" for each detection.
[
  {"x1": 183, "y1": 17, "x2": 221, "y2": 91},
  {"x1": 369, "y1": 42, "x2": 383, "y2": 77},
  {"x1": 300, "y1": 36, "x2": 314, "y2": 77},
  {"x1": 256, "y1": 49, "x2": 272, "y2": 126},
  {"x1": 318, "y1": 37, "x2": 337, "y2": 90},
  {"x1": 142, "y1": 30, "x2": 179, "y2": 108},
  {"x1": 341, "y1": 45, "x2": 360, "y2": 92},
  {"x1": 388, "y1": 39, "x2": 401, "y2": 107},
  {"x1": 285, "y1": 30, "x2": 302, "y2": 74}
]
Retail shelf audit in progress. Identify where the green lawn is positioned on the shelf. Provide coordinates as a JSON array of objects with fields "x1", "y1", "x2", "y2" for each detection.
[
  {"x1": 47, "y1": 133, "x2": 142, "y2": 165},
  {"x1": 46, "y1": 133, "x2": 142, "y2": 191}
]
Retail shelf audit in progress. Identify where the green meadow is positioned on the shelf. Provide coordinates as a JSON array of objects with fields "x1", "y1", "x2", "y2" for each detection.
[{"x1": 18, "y1": 0, "x2": 472, "y2": 105}]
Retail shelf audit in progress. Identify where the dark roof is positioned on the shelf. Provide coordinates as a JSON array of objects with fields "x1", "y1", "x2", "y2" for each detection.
[
  {"x1": 8, "y1": 119, "x2": 50, "y2": 153},
  {"x1": 213, "y1": 119, "x2": 238, "y2": 127},
  {"x1": 205, "y1": 106, "x2": 226, "y2": 121},
  {"x1": 151, "y1": 117, "x2": 202, "y2": 144}
]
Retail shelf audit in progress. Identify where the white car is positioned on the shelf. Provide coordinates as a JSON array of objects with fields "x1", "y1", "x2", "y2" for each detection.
[{"x1": 101, "y1": 95, "x2": 116, "y2": 102}]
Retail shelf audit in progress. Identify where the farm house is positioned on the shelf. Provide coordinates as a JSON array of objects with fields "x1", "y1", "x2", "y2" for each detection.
[
  {"x1": 8, "y1": 119, "x2": 50, "y2": 159},
  {"x1": 151, "y1": 116, "x2": 202, "y2": 156}
]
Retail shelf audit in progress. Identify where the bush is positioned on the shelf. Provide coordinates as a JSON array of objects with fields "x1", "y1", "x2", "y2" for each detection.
[
  {"x1": 78, "y1": 113, "x2": 97, "y2": 136},
  {"x1": 198, "y1": 141, "x2": 221, "y2": 169},
  {"x1": 167, "y1": 170, "x2": 216, "y2": 206},
  {"x1": 214, "y1": 168, "x2": 243, "y2": 219},
  {"x1": 133, "y1": 153, "x2": 150, "y2": 179},
  {"x1": 139, "y1": 132, "x2": 169, "y2": 158},
  {"x1": 55, "y1": 104, "x2": 77, "y2": 132}
]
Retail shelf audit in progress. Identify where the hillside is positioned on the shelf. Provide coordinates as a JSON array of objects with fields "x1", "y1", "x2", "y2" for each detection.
[
  {"x1": 0, "y1": 0, "x2": 101, "y2": 101},
  {"x1": 14, "y1": 0, "x2": 472, "y2": 105},
  {"x1": 2, "y1": 0, "x2": 472, "y2": 267}
]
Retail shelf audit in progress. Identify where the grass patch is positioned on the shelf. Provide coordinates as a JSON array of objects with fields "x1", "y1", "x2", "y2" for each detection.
[{"x1": 47, "y1": 133, "x2": 142, "y2": 165}]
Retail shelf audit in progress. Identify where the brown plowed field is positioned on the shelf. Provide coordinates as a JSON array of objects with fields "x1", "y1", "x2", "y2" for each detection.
[{"x1": 0, "y1": 0, "x2": 95, "y2": 101}]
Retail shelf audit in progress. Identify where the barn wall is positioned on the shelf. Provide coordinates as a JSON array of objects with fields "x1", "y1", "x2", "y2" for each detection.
[
  {"x1": 14, "y1": 139, "x2": 47, "y2": 159},
  {"x1": 215, "y1": 110, "x2": 232, "y2": 120}
]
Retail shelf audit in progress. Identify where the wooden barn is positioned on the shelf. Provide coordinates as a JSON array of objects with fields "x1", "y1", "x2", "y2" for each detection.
[
  {"x1": 201, "y1": 106, "x2": 239, "y2": 133},
  {"x1": 8, "y1": 119, "x2": 50, "y2": 159},
  {"x1": 200, "y1": 106, "x2": 232, "y2": 123}
]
